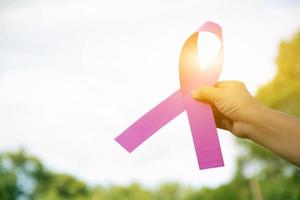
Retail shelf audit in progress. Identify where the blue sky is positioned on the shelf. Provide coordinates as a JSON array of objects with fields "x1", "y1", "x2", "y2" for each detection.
[{"x1": 0, "y1": 0, "x2": 299, "y2": 187}]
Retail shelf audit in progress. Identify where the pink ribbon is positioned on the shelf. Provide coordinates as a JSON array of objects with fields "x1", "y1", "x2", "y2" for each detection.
[{"x1": 115, "y1": 21, "x2": 224, "y2": 170}]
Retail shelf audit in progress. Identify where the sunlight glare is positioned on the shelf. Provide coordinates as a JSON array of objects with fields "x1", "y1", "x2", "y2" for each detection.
[{"x1": 197, "y1": 32, "x2": 221, "y2": 69}]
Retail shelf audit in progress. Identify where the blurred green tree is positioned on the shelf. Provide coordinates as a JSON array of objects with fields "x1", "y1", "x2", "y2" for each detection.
[
  {"x1": 0, "y1": 149, "x2": 48, "y2": 200},
  {"x1": 0, "y1": 150, "x2": 93, "y2": 200},
  {"x1": 154, "y1": 183, "x2": 183, "y2": 200},
  {"x1": 106, "y1": 183, "x2": 152, "y2": 200},
  {"x1": 256, "y1": 32, "x2": 300, "y2": 116},
  {"x1": 34, "y1": 174, "x2": 90, "y2": 200}
]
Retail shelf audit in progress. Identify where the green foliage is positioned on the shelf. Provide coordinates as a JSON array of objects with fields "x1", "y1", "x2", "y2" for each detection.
[
  {"x1": 0, "y1": 171, "x2": 18, "y2": 200},
  {"x1": 105, "y1": 183, "x2": 152, "y2": 200},
  {"x1": 34, "y1": 174, "x2": 90, "y2": 200},
  {"x1": 154, "y1": 183, "x2": 183, "y2": 200},
  {"x1": 0, "y1": 150, "x2": 92, "y2": 200},
  {"x1": 256, "y1": 31, "x2": 300, "y2": 116}
]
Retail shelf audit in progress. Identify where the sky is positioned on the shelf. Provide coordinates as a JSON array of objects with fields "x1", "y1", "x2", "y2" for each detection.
[{"x1": 0, "y1": 0, "x2": 299, "y2": 188}]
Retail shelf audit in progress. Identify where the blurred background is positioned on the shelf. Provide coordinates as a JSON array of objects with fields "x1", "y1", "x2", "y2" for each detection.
[{"x1": 0, "y1": 0, "x2": 299, "y2": 199}]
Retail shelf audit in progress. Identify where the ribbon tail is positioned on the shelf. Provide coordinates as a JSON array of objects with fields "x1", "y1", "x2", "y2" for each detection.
[
  {"x1": 115, "y1": 89, "x2": 185, "y2": 153},
  {"x1": 185, "y1": 98, "x2": 224, "y2": 169}
]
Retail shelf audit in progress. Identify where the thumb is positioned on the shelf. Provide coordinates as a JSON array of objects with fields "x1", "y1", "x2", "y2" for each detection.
[{"x1": 191, "y1": 87, "x2": 221, "y2": 103}]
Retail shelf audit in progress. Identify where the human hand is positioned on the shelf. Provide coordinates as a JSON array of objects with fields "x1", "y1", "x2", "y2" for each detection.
[
  {"x1": 192, "y1": 80, "x2": 259, "y2": 138},
  {"x1": 193, "y1": 80, "x2": 300, "y2": 167}
]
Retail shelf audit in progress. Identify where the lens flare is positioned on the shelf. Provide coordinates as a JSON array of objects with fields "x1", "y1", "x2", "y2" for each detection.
[{"x1": 197, "y1": 31, "x2": 221, "y2": 69}]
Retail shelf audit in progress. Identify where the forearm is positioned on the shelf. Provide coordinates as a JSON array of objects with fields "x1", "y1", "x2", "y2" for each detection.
[{"x1": 239, "y1": 103, "x2": 300, "y2": 167}]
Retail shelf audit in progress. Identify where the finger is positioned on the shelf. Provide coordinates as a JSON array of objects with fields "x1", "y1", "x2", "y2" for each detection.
[
  {"x1": 191, "y1": 87, "x2": 221, "y2": 104},
  {"x1": 211, "y1": 105, "x2": 233, "y2": 131},
  {"x1": 215, "y1": 80, "x2": 246, "y2": 89}
]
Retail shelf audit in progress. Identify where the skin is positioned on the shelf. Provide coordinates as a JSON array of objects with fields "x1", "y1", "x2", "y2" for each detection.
[{"x1": 192, "y1": 80, "x2": 300, "y2": 167}]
